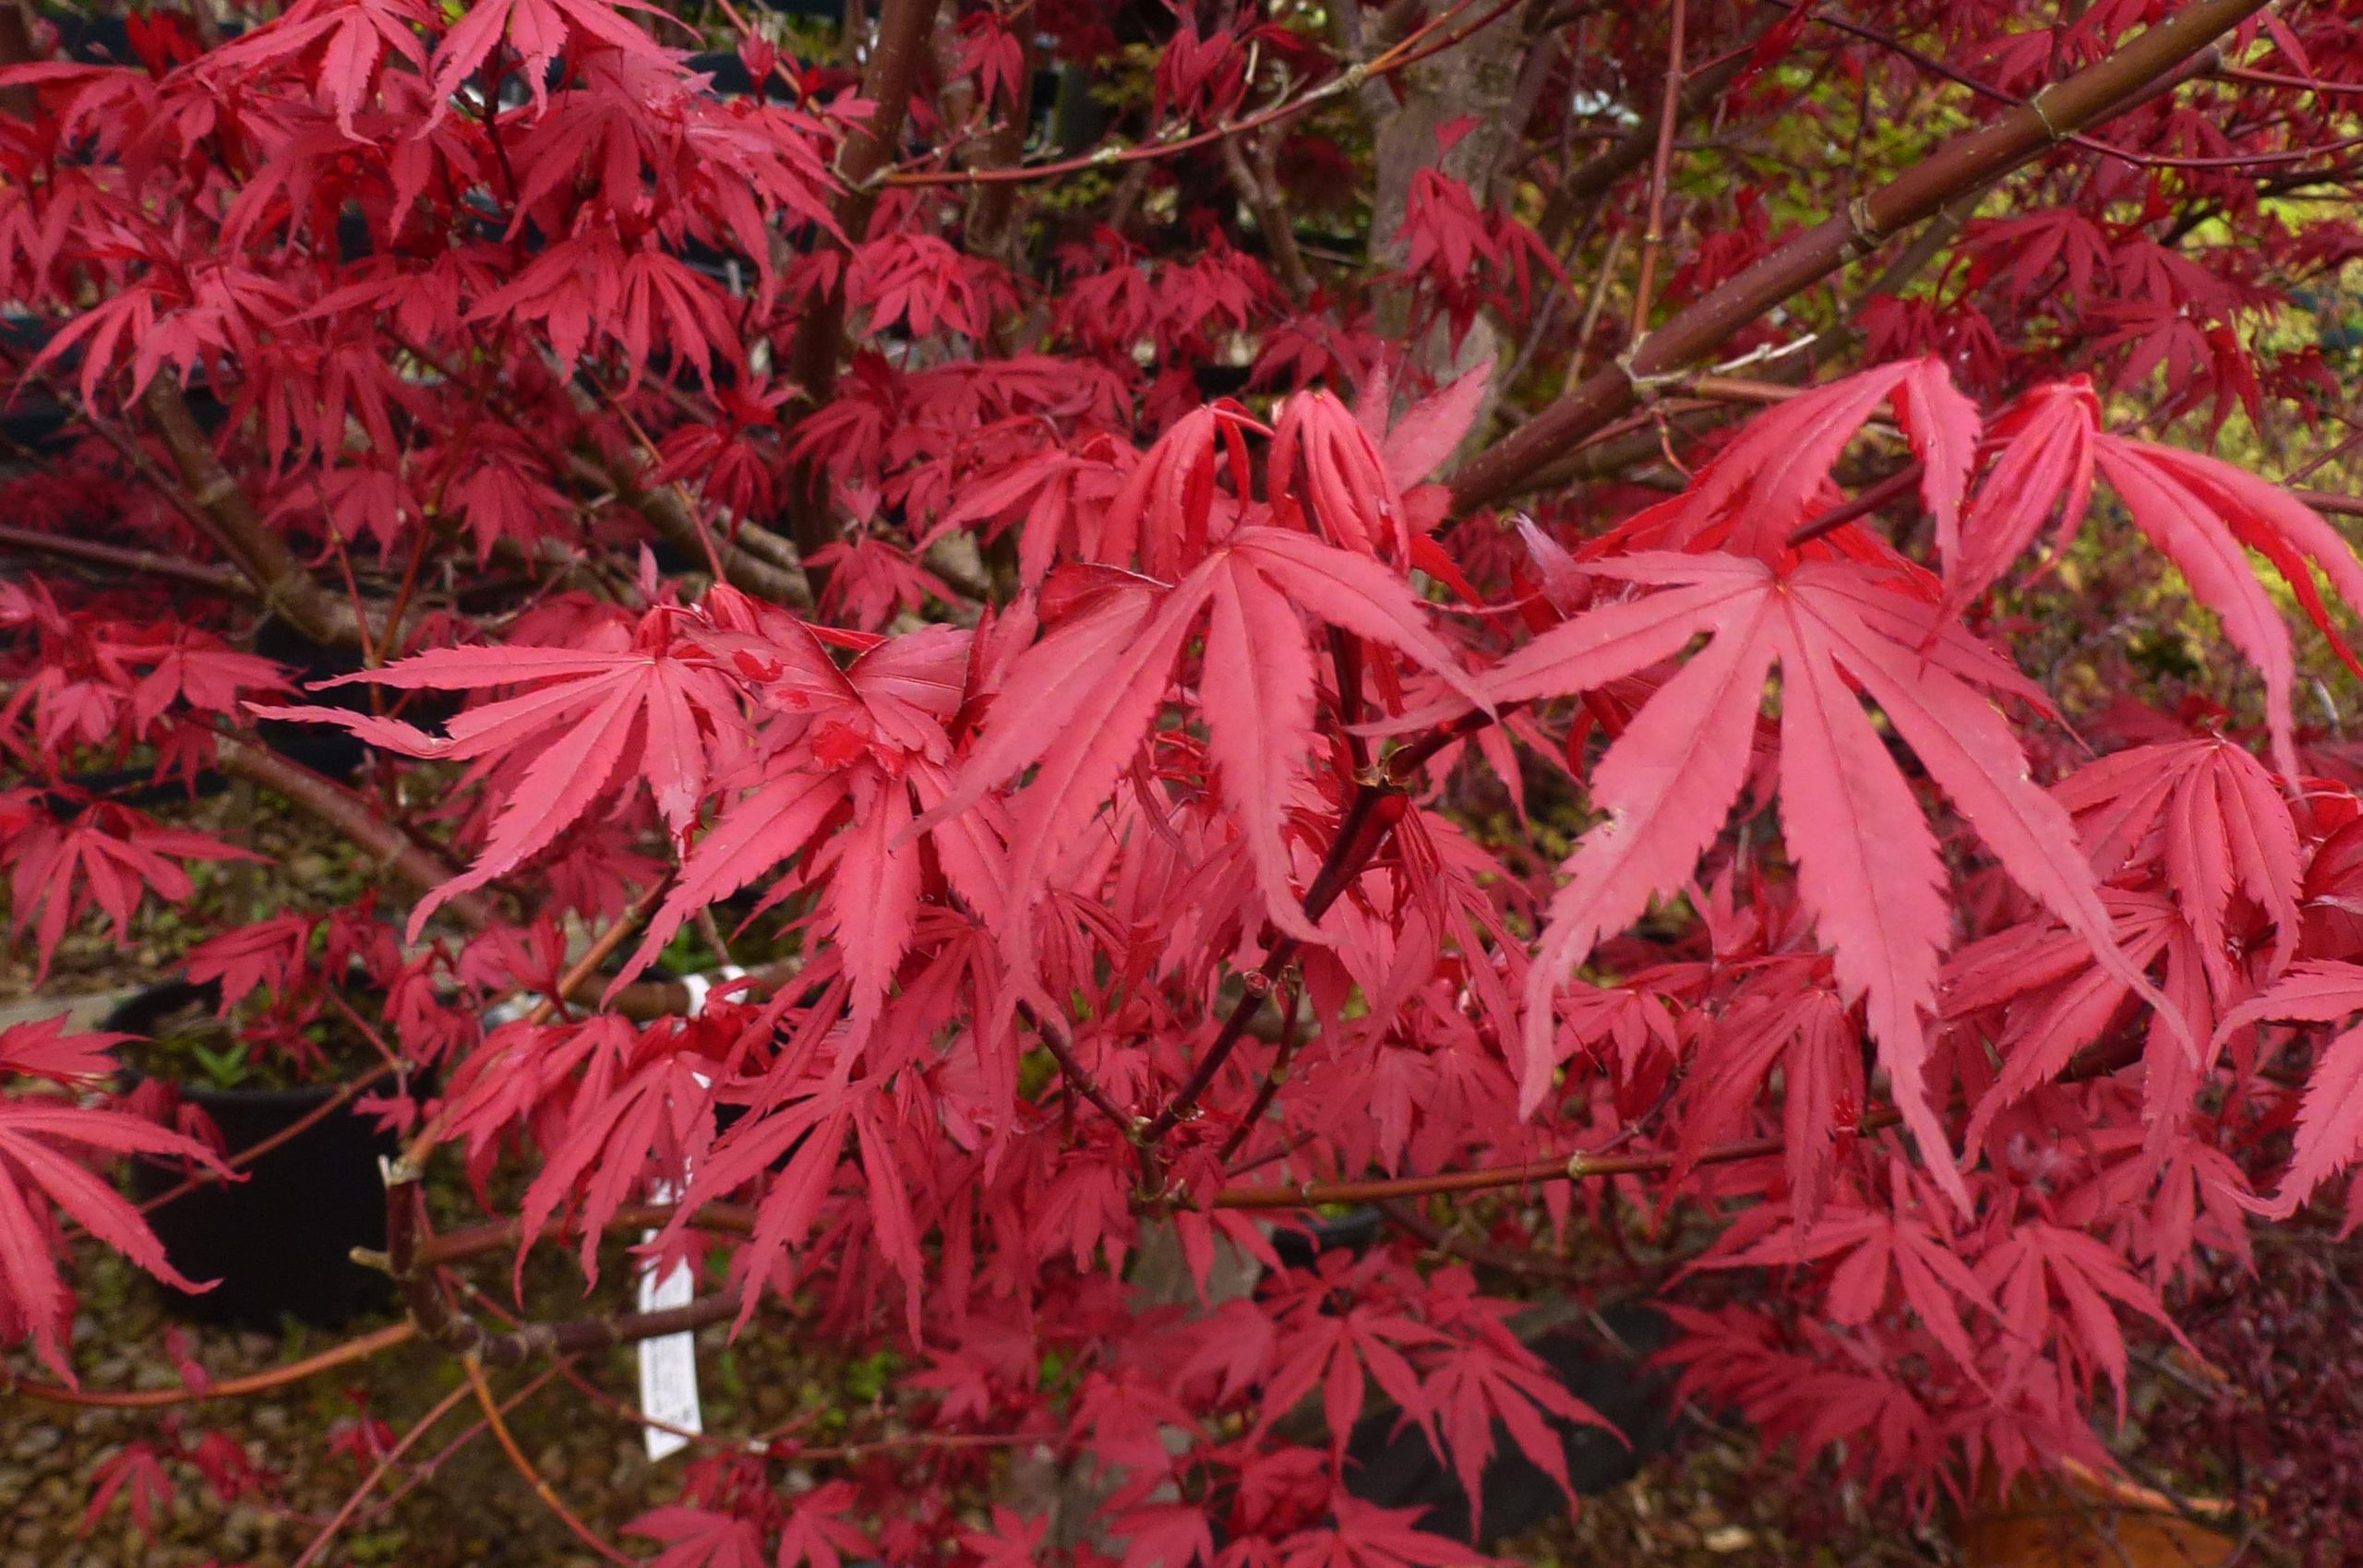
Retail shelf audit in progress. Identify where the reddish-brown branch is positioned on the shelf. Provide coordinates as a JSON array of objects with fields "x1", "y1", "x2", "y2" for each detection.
[
  {"x1": 289, "y1": 1374, "x2": 486, "y2": 1568},
  {"x1": 1214, "y1": 1108, "x2": 1906, "y2": 1210},
  {"x1": 2222, "y1": 64, "x2": 2363, "y2": 98},
  {"x1": 1377, "y1": 1198, "x2": 1591, "y2": 1282},
  {"x1": 1786, "y1": 460, "x2": 1925, "y2": 547},
  {"x1": 563, "y1": 449, "x2": 811, "y2": 608},
  {"x1": 414, "y1": 1109, "x2": 1910, "y2": 1259},
  {"x1": 1537, "y1": 11, "x2": 1772, "y2": 247},
  {"x1": 340, "y1": 1373, "x2": 538, "y2": 1536},
  {"x1": 1450, "y1": 0, "x2": 2268, "y2": 512},
  {"x1": 1627, "y1": 0, "x2": 1687, "y2": 341},
  {"x1": 1815, "y1": 6, "x2": 2363, "y2": 172},
  {"x1": 211, "y1": 735, "x2": 499, "y2": 929},
  {"x1": 388, "y1": 1097, "x2": 745, "y2": 1373},
  {"x1": 1221, "y1": 130, "x2": 1316, "y2": 302},
  {"x1": 1018, "y1": 1000, "x2": 1143, "y2": 1136},
  {"x1": 1143, "y1": 781, "x2": 1401, "y2": 1144},
  {"x1": 2298, "y1": 488, "x2": 2363, "y2": 519},
  {"x1": 0, "y1": 522, "x2": 246, "y2": 592},
  {"x1": 879, "y1": 0, "x2": 1517, "y2": 191},
  {"x1": 140, "y1": 380, "x2": 382, "y2": 648},
  {"x1": 783, "y1": 0, "x2": 935, "y2": 571},
  {"x1": 415, "y1": 1202, "x2": 760, "y2": 1268},
  {"x1": 1218, "y1": 981, "x2": 1304, "y2": 1163},
  {"x1": 7, "y1": 1321, "x2": 419, "y2": 1407},
  {"x1": 136, "y1": 1059, "x2": 402, "y2": 1216},
  {"x1": 462, "y1": 1354, "x2": 635, "y2": 1566}
]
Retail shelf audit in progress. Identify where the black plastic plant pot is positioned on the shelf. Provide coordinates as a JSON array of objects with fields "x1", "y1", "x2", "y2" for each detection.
[
  {"x1": 105, "y1": 982, "x2": 405, "y2": 1331},
  {"x1": 1270, "y1": 1205, "x2": 1385, "y2": 1271}
]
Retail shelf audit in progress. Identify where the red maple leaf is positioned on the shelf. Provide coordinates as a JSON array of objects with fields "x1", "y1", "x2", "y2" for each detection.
[
  {"x1": 1465, "y1": 552, "x2": 2180, "y2": 1198},
  {"x1": 256, "y1": 609, "x2": 740, "y2": 938}
]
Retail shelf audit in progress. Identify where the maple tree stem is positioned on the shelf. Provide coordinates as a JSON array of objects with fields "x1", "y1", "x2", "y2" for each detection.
[
  {"x1": 288, "y1": 1373, "x2": 509, "y2": 1568},
  {"x1": 1627, "y1": 0, "x2": 1686, "y2": 341},
  {"x1": 1218, "y1": 981, "x2": 1303, "y2": 1163},
  {"x1": 413, "y1": 1110, "x2": 1912, "y2": 1261},
  {"x1": 380, "y1": 1151, "x2": 740, "y2": 1376},
  {"x1": 139, "y1": 379, "x2": 381, "y2": 648},
  {"x1": 785, "y1": 0, "x2": 935, "y2": 576},
  {"x1": 0, "y1": 521, "x2": 246, "y2": 592},
  {"x1": 0, "y1": 346, "x2": 377, "y2": 646},
  {"x1": 1330, "y1": 628, "x2": 1370, "y2": 776},
  {"x1": 1450, "y1": 0, "x2": 2269, "y2": 511},
  {"x1": 1017, "y1": 1000, "x2": 1140, "y2": 1135},
  {"x1": 6, "y1": 1321, "x2": 419, "y2": 1407},
  {"x1": 1376, "y1": 1198, "x2": 1591, "y2": 1283},
  {"x1": 1222, "y1": 130, "x2": 1315, "y2": 302},
  {"x1": 1787, "y1": 460, "x2": 1925, "y2": 547},
  {"x1": 522, "y1": 880, "x2": 673, "y2": 1031},
  {"x1": 1145, "y1": 780, "x2": 1399, "y2": 1144},
  {"x1": 1214, "y1": 1108, "x2": 1906, "y2": 1209},
  {"x1": 1146, "y1": 692, "x2": 1544, "y2": 1150},
  {"x1": 415, "y1": 1203, "x2": 760, "y2": 1268},
  {"x1": 211, "y1": 734, "x2": 500, "y2": 930},
  {"x1": 461, "y1": 1354, "x2": 636, "y2": 1567},
  {"x1": 134, "y1": 1059, "x2": 403, "y2": 1217},
  {"x1": 566, "y1": 450, "x2": 812, "y2": 608},
  {"x1": 877, "y1": 0, "x2": 1520, "y2": 191},
  {"x1": 1535, "y1": 7, "x2": 1772, "y2": 248}
]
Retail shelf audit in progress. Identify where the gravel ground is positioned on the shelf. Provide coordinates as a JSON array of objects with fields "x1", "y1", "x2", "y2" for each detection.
[
  {"x1": 4, "y1": 1284, "x2": 702, "y2": 1567},
  {"x1": 3, "y1": 1247, "x2": 1914, "y2": 1568}
]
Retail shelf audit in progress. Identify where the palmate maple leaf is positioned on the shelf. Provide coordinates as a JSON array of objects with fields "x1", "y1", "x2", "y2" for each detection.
[
  {"x1": 2214, "y1": 961, "x2": 2363, "y2": 1217},
  {"x1": 1, "y1": 802, "x2": 262, "y2": 981},
  {"x1": 623, "y1": 1506, "x2": 767, "y2": 1568},
  {"x1": 1710, "y1": 1170, "x2": 1997, "y2": 1384},
  {"x1": 197, "y1": 0, "x2": 435, "y2": 138},
  {"x1": 2051, "y1": 736, "x2": 2304, "y2": 991},
  {"x1": 1676, "y1": 986, "x2": 1864, "y2": 1222},
  {"x1": 916, "y1": 529, "x2": 1490, "y2": 968},
  {"x1": 1949, "y1": 380, "x2": 2363, "y2": 776},
  {"x1": 603, "y1": 619, "x2": 1010, "y2": 1055},
  {"x1": 254, "y1": 610, "x2": 740, "y2": 939},
  {"x1": 426, "y1": 0, "x2": 672, "y2": 116},
  {"x1": 1974, "y1": 1219, "x2": 2178, "y2": 1417},
  {"x1": 1, "y1": 1018, "x2": 225, "y2": 1380},
  {"x1": 1469, "y1": 552, "x2": 2179, "y2": 1199}
]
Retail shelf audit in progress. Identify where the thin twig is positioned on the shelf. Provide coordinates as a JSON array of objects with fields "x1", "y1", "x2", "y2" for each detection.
[
  {"x1": 1452, "y1": 0, "x2": 2266, "y2": 510},
  {"x1": 461, "y1": 1354, "x2": 634, "y2": 1566},
  {"x1": 8, "y1": 1321, "x2": 418, "y2": 1407},
  {"x1": 1628, "y1": 0, "x2": 1687, "y2": 341},
  {"x1": 288, "y1": 1373, "x2": 488, "y2": 1568}
]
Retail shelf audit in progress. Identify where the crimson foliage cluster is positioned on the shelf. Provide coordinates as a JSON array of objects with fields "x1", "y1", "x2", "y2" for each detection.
[{"x1": 3, "y1": 0, "x2": 2362, "y2": 1562}]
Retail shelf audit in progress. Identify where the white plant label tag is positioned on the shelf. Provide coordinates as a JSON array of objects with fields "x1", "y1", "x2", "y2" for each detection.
[
  {"x1": 637, "y1": 1178, "x2": 702, "y2": 1461},
  {"x1": 635, "y1": 1001, "x2": 735, "y2": 1462}
]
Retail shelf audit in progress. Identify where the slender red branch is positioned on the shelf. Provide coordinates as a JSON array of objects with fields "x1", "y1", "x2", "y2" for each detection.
[
  {"x1": 2222, "y1": 64, "x2": 2363, "y2": 97},
  {"x1": 415, "y1": 1202, "x2": 759, "y2": 1268},
  {"x1": 414, "y1": 1110, "x2": 1909, "y2": 1254},
  {"x1": 461, "y1": 1354, "x2": 635, "y2": 1566},
  {"x1": 0, "y1": 522, "x2": 246, "y2": 592},
  {"x1": 1628, "y1": 0, "x2": 1687, "y2": 341},
  {"x1": 137, "y1": 1059, "x2": 402, "y2": 1215},
  {"x1": 289, "y1": 1373, "x2": 486, "y2": 1568},
  {"x1": 1786, "y1": 460, "x2": 1926, "y2": 547},
  {"x1": 1212, "y1": 1108, "x2": 1906, "y2": 1209},
  {"x1": 212, "y1": 734, "x2": 499, "y2": 929},
  {"x1": 1450, "y1": 0, "x2": 2269, "y2": 512},
  {"x1": 783, "y1": 0, "x2": 936, "y2": 570},
  {"x1": 140, "y1": 380, "x2": 380, "y2": 649},
  {"x1": 877, "y1": 0, "x2": 1517, "y2": 190},
  {"x1": 1143, "y1": 780, "x2": 1401, "y2": 1144},
  {"x1": 6, "y1": 1321, "x2": 419, "y2": 1407}
]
